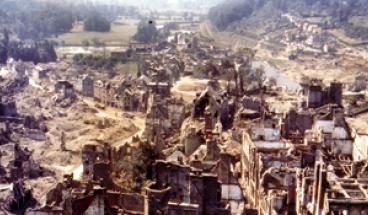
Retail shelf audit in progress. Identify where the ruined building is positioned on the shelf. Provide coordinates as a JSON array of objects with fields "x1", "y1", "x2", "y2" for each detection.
[
  {"x1": 145, "y1": 160, "x2": 231, "y2": 215},
  {"x1": 238, "y1": 78, "x2": 368, "y2": 214},
  {"x1": 145, "y1": 96, "x2": 185, "y2": 149},
  {"x1": 28, "y1": 143, "x2": 145, "y2": 214},
  {"x1": 77, "y1": 74, "x2": 94, "y2": 97},
  {"x1": 306, "y1": 81, "x2": 342, "y2": 108}
]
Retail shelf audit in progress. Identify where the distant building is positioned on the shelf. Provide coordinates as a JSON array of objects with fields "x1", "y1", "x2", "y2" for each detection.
[
  {"x1": 307, "y1": 81, "x2": 342, "y2": 108},
  {"x1": 32, "y1": 65, "x2": 50, "y2": 82},
  {"x1": 77, "y1": 75, "x2": 94, "y2": 97},
  {"x1": 55, "y1": 80, "x2": 76, "y2": 99},
  {"x1": 147, "y1": 81, "x2": 171, "y2": 98}
]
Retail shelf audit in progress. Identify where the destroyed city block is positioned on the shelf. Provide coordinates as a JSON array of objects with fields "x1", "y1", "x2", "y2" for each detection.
[{"x1": 1, "y1": 0, "x2": 368, "y2": 214}]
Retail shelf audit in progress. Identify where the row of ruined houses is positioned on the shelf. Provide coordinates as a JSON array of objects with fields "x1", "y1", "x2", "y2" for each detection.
[
  {"x1": 25, "y1": 79, "x2": 242, "y2": 215},
  {"x1": 26, "y1": 136, "x2": 240, "y2": 215},
  {"x1": 70, "y1": 73, "x2": 171, "y2": 113},
  {"x1": 175, "y1": 76, "x2": 368, "y2": 214},
  {"x1": 6, "y1": 29, "x2": 368, "y2": 214},
  {"x1": 237, "y1": 80, "x2": 368, "y2": 214},
  {"x1": 21, "y1": 77, "x2": 368, "y2": 215},
  {"x1": 240, "y1": 111, "x2": 368, "y2": 214},
  {"x1": 7, "y1": 51, "x2": 174, "y2": 114},
  {"x1": 7, "y1": 78, "x2": 366, "y2": 215}
]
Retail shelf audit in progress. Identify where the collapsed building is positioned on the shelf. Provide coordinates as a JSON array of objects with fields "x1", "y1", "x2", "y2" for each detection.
[
  {"x1": 238, "y1": 78, "x2": 368, "y2": 214},
  {"x1": 76, "y1": 74, "x2": 94, "y2": 97},
  {"x1": 0, "y1": 143, "x2": 52, "y2": 214},
  {"x1": 192, "y1": 82, "x2": 236, "y2": 131},
  {"x1": 76, "y1": 55, "x2": 179, "y2": 113},
  {"x1": 53, "y1": 80, "x2": 77, "y2": 107},
  {"x1": 281, "y1": 15, "x2": 338, "y2": 54},
  {"x1": 28, "y1": 143, "x2": 146, "y2": 214},
  {"x1": 88, "y1": 76, "x2": 149, "y2": 112},
  {"x1": 145, "y1": 96, "x2": 186, "y2": 150},
  {"x1": 30, "y1": 138, "x2": 242, "y2": 214},
  {"x1": 145, "y1": 160, "x2": 231, "y2": 215},
  {"x1": 305, "y1": 80, "x2": 342, "y2": 108},
  {"x1": 297, "y1": 155, "x2": 368, "y2": 215},
  {"x1": 0, "y1": 143, "x2": 46, "y2": 183}
]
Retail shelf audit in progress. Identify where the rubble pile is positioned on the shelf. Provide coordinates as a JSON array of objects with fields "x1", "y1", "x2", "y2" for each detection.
[{"x1": 0, "y1": 56, "x2": 143, "y2": 212}]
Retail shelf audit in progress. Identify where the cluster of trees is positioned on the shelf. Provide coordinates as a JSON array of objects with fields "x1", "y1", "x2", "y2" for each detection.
[
  {"x1": 208, "y1": 0, "x2": 368, "y2": 32},
  {"x1": 344, "y1": 23, "x2": 368, "y2": 40},
  {"x1": 0, "y1": 0, "x2": 139, "y2": 39},
  {"x1": 133, "y1": 19, "x2": 181, "y2": 43},
  {"x1": 115, "y1": 139, "x2": 161, "y2": 192},
  {"x1": 0, "y1": 1, "x2": 75, "y2": 39},
  {"x1": 133, "y1": 20, "x2": 160, "y2": 43},
  {"x1": 73, "y1": 54, "x2": 114, "y2": 70},
  {"x1": 122, "y1": 0, "x2": 223, "y2": 10},
  {"x1": 130, "y1": 140, "x2": 160, "y2": 191},
  {"x1": 0, "y1": 30, "x2": 9, "y2": 64},
  {"x1": 1, "y1": 30, "x2": 57, "y2": 64},
  {"x1": 208, "y1": 0, "x2": 256, "y2": 31},
  {"x1": 83, "y1": 11, "x2": 111, "y2": 32},
  {"x1": 8, "y1": 41, "x2": 57, "y2": 64}
]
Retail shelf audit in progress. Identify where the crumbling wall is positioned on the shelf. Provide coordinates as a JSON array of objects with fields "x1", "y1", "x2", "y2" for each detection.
[{"x1": 0, "y1": 101, "x2": 17, "y2": 117}]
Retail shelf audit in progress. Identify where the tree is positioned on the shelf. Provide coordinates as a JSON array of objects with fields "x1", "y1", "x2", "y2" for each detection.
[
  {"x1": 0, "y1": 45, "x2": 7, "y2": 64},
  {"x1": 162, "y1": 22, "x2": 179, "y2": 37},
  {"x1": 208, "y1": 0, "x2": 255, "y2": 31},
  {"x1": 236, "y1": 48, "x2": 255, "y2": 94},
  {"x1": 12, "y1": 2, "x2": 75, "y2": 39},
  {"x1": 0, "y1": 1, "x2": 141, "y2": 40},
  {"x1": 83, "y1": 11, "x2": 111, "y2": 32},
  {"x1": 6, "y1": 40, "x2": 57, "y2": 64},
  {"x1": 0, "y1": 29, "x2": 9, "y2": 64},
  {"x1": 133, "y1": 20, "x2": 159, "y2": 43},
  {"x1": 3, "y1": 28, "x2": 8, "y2": 46},
  {"x1": 81, "y1": 39, "x2": 90, "y2": 47},
  {"x1": 253, "y1": 66, "x2": 266, "y2": 89},
  {"x1": 130, "y1": 140, "x2": 160, "y2": 191},
  {"x1": 91, "y1": 38, "x2": 105, "y2": 47}
]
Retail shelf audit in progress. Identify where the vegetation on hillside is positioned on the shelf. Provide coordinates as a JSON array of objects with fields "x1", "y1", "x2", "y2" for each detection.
[
  {"x1": 1, "y1": 1, "x2": 75, "y2": 39},
  {"x1": 208, "y1": 0, "x2": 256, "y2": 31},
  {"x1": 208, "y1": 0, "x2": 368, "y2": 39}
]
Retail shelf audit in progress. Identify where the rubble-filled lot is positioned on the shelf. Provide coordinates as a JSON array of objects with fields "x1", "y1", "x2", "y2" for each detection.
[{"x1": 0, "y1": 65, "x2": 141, "y2": 213}]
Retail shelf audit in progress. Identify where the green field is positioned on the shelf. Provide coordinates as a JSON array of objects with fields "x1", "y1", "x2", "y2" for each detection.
[
  {"x1": 51, "y1": 17, "x2": 198, "y2": 46},
  {"x1": 51, "y1": 19, "x2": 139, "y2": 46}
]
